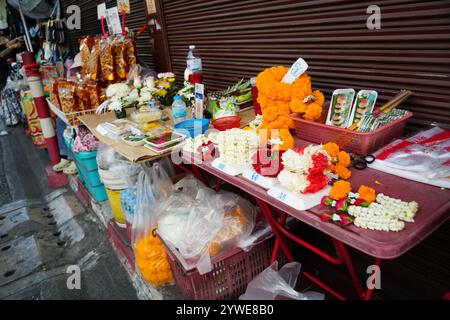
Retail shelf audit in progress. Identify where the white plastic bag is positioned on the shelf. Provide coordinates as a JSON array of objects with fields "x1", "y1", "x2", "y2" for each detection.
[
  {"x1": 240, "y1": 261, "x2": 324, "y2": 300},
  {"x1": 157, "y1": 185, "x2": 257, "y2": 274}
]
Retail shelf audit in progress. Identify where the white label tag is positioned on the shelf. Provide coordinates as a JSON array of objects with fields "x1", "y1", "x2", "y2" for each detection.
[
  {"x1": 97, "y1": 3, "x2": 107, "y2": 20},
  {"x1": 194, "y1": 83, "x2": 204, "y2": 119},
  {"x1": 212, "y1": 158, "x2": 251, "y2": 176},
  {"x1": 242, "y1": 169, "x2": 280, "y2": 190},
  {"x1": 106, "y1": 7, "x2": 123, "y2": 35},
  {"x1": 281, "y1": 58, "x2": 309, "y2": 84},
  {"x1": 267, "y1": 185, "x2": 331, "y2": 211}
]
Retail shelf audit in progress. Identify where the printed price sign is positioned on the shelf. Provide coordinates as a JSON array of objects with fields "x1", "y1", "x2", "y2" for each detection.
[
  {"x1": 117, "y1": 0, "x2": 130, "y2": 14},
  {"x1": 194, "y1": 83, "x2": 204, "y2": 119},
  {"x1": 97, "y1": 3, "x2": 107, "y2": 19},
  {"x1": 242, "y1": 169, "x2": 279, "y2": 190},
  {"x1": 281, "y1": 58, "x2": 308, "y2": 84},
  {"x1": 106, "y1": 6, "x2": 123, "y2": 35}
]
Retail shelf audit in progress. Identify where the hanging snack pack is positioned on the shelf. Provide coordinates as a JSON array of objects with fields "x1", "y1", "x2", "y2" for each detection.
[
  {"x1": 113, "y1": 36, "x2": 127, "y2": 80},
  {"x1": 89, "y1": 39, "x2": 101, "y2": 80},
  {"x1": 124, "y1": 36, "x2": 136, "y2": 72},
  {"x1": 86, "y1": 79, "x2": 101, "y2": 109},
  {"x1": 348, "y1": 90, "x2": 378, "y2": 127},
  {"x1": 57, "y1": 80, "x2": 77, "y2": 113},
  {"x1": 100, "y1": 37, "x2": 114, "y2": 81},
  {"x1": 75, "y1": 79, "x2": 90, "y2": 111},
  {"x1": 80, "y1": 37, "x2": 92, "y2": 75},
  {"x1": 326, "y1": 89, "x2": 355, "y2": 128}
]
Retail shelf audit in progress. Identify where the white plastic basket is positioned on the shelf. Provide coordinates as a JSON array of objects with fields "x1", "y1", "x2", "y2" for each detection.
[{"x1": 47, "y1": 98, "x2": 96, "y2": 126}]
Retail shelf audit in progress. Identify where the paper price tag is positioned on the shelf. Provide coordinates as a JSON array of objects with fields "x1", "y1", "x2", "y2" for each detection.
[
  {"x1": 97, "y1": 3, "x2": 107, "y2": 19},
  {"x1": 281, "y1": 58, "x2": 308, "y2": 84},
  {"x1": 106, "y1": 7, "x2": 123, "y2": 35},
  {"x1": 194, "y1": 83, "x2": 204, "y2": 119}
]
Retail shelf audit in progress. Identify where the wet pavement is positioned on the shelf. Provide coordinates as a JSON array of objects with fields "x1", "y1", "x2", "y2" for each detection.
[{"x1": 0, "y1": 127, "x2": 138, "y2": 299}]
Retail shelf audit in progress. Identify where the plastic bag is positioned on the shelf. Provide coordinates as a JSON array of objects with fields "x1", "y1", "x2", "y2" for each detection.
[
  {"x1": 132, "y1": 162, "x2": 174, "y2": 286},
  {"x1": 113, "y1": 36, "x2": 127, "y2": 80},
  {"x1": 89, "y1": 39, "x2": 100, "y2": 80},
  {"x1": 157, "y1": 185, "x2": 257, "y2": 274},
  {"x1": 96, "y1": 144, "x2": 119, "y2": 170},
  {"x1": 240, "y1": 261, "x2": 325, "y2": 300},
  {"x1": 100, "y1": 38, "x2": 114, "y2": 81}
]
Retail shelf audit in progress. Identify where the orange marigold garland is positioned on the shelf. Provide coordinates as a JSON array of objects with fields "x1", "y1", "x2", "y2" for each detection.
[
  {"x1": 323, "y1": 142, "x2": 352, "y2": 180},
  {"x1": 256, "y1": 65, "x2": 325, "y2": 150},
  {"x1": 357, "y1": 185, "x2": 376, "y2": 203},
  {"x1": 329, "y1": 180, "x2": 352, "y2": 200}
]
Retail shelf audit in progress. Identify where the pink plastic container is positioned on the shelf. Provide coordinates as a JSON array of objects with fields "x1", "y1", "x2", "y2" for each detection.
[
  {"x1": 164, "y1": 238, "x2": 275, "y2": 300},
  {"x1": 291, "y1": 105, "x2": 413, "y2": 154}
]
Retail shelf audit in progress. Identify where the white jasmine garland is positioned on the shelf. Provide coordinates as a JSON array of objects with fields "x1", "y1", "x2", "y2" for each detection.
[
  {"x1": 249, "y1": 114, "x2": 263, "y2": 130},
  {"x1": 216, "y1": 129, "x2": 259, "y2": 165},
  {"x1": 277, "y1": 170, "x2": 310, "y2": 193}
]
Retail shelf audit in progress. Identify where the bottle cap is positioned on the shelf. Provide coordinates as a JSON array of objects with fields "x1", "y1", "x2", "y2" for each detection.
[
  {"x1": 174, "y1": 95, "x2": 181, "y2": 100},
  {"x1": 189, "y1": 45, "x2": 195, "y2": 50}
]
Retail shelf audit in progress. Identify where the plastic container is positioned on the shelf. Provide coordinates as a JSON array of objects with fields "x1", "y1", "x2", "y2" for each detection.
[
  {"x1": 291, "y1": 104, "x2": 413, "y2": 154},
  {"x1": 212, "y1": 116, "x2": 241, "y2": 131},
  {"x1": 106, "y1": 188, "x2": 127, "y2": 225},
  {"x1": 174, "y1": 118, "x2": 210, "y2": 138},
  {"x1": 76, "y1": 162, "x2": 103, "y2": 187},
  {"x1": 164, "y1": 238, "x2": 275, "y2": 300},
  {"x1": 172, "y1": 95, "x2": 187, "y2": 124},
  {"x1": 78, "y1": 171, "x2": 108, "y2": 202},
  {"x1": 185, "y1": 45, "x2": 203, "y2": 84},
  {"x1": 73, "y1": 150, "x2": 98, "y2": 171}
]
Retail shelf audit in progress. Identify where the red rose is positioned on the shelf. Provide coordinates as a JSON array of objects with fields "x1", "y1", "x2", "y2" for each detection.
[
  {"x1": 304, "y1": 173, "x2": 328, "y2": 194},
  {"x1": 335, "y1": 198, "x2": 350, "y2": 212},
  {"x1": 320, "y1": 214, "x2": 331, "y2": 222}
]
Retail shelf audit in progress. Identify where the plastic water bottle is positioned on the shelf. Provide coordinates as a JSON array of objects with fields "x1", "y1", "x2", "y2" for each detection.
[
  {"x1": 185, "y1": 45, "x2": 203, "y2": 84},
  {"x1": 172, "y1": 95, "x2": 187, "y2": 124}
]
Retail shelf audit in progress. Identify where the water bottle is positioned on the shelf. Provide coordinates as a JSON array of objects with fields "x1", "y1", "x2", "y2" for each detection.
[
  {"x1": 172, "y1": 95, "x2": 187, "y2": 124},
  {"x1": 185, "y1": 45, "x2": 203, "y2": 84}
]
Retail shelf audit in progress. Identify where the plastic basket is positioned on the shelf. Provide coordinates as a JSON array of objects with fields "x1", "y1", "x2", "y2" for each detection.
[
  {"x1": 291, "y1": 109, "x2": 413, "y2": 154},
  {"x1": 164, "y1": 238, "x2": 275, "y2": 300}
]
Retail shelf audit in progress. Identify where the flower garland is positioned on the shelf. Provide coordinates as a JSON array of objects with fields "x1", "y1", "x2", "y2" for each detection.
[
  {"x1": 255, "y1": 66, "x2": 325, "y2": 150},
  {"x1": 323, "y1": 142, "x2": 352, "y2": 180},
  {"x1": 277, "y1": 145, "x2": 331, "y2": 194}
]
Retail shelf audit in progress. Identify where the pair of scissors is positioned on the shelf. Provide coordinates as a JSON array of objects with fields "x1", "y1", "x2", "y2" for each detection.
[{"x1": 350, "y1": 153, "x2": 376, "y2": 170}]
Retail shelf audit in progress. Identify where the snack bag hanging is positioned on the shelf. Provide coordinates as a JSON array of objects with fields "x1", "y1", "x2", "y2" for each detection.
[
  {"x1": 113, "y1": 36, "x2": 128, "y2": 80},
  {"x1": 124, "y1": 36, "x2": 136, "y2": 73},
  {"x1": 79, "y1": 37, "x2": 91, "y2": 75},
  {"x1": 100, "y1": 37, "x2": 115, "y2": 81},
  {"x1": 89, "y1": 39, "x2": 101, "y2": 80}
]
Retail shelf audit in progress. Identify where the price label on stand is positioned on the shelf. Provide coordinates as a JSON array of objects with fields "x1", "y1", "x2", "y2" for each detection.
[
  {"x1": 194, "y1": 83, "x2": 204, "y2": 119},
  {"x1": 267, "y1": 185, "x2": 331, "y2": 211},
  {"x1": 242, "y1": 169, "x2": 280, "y2": 190},
  {"x1": 281, "y1": 58, "x2": 308, "y2": 84},
  {"x1": 212, "y1": 158, "x2": 251, "y2": 177}
]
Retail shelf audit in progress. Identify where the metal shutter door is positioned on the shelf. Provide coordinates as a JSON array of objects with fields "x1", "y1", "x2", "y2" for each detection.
[{"x1": 162, "y1": 0, "x2": 450, "y2": 129}]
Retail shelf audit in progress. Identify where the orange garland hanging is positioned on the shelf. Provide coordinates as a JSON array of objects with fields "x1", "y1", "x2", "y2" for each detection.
[{"x1": 256, "y1": 66, "x2": 325, "y2": 150}]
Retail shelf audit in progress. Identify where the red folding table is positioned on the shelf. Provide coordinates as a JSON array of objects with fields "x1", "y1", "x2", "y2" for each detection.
[{"x1": 174, "y1": 152, "x2": 450, "y2": 300}]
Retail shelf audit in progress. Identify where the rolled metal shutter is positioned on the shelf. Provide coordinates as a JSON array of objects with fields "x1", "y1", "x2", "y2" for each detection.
[
  {"x1": 162, "y1": 0, "x2": 450, "y2": 129},
  {"x1": 62, "y1": 0, "x2": 154, "y2": 68}
]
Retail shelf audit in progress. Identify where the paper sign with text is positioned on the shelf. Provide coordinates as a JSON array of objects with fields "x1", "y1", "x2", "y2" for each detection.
[
  {"x1": 281, "y1": 58, "x2": 308, "y2": 84},
  {"x1": 97, "y1": 3, "x2": 107, "y2": 20},
  {"x1": 106, "y1": 7, "x2": 123, "y2": 35}
]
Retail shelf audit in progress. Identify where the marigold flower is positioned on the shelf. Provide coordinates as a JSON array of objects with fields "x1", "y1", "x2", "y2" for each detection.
[
  {"x1": 304, "y1": 102, "x2": 323, "y2": 120},
  {"x1": 323, "y1": 142, "x2": 340, "y2": 159},
  {"x1": 337, "y1": 151, "x2": 351, "y2": 167},
  {"x1": 334, "y1": 164, "x2": 352, "y2": 180},
  {"x1": 329, "y1": 180, "x2": 352, "y2": 200},
  {"x1": 357, "y1": 185, "x2": 376, "y2": 203}
]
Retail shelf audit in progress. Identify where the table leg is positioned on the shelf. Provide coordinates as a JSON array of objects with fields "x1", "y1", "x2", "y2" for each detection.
[
  {"x1": 215, "y1": 178, "x2": 222, "y2": 192},
  {"x1": 255, "y1": 198, "x2": 295, "y2": 263}
]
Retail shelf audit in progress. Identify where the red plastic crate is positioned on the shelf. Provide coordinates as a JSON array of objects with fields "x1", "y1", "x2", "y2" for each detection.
[
  {"x1": 291, "y1": 104, "x2": 413, "y2": 154},
  {"x1": 164, "y1": 238, "x2": 275, "y2": 300},
  {"x1": 108, "y1": 219, "x2": 135, "y2": 271}
]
